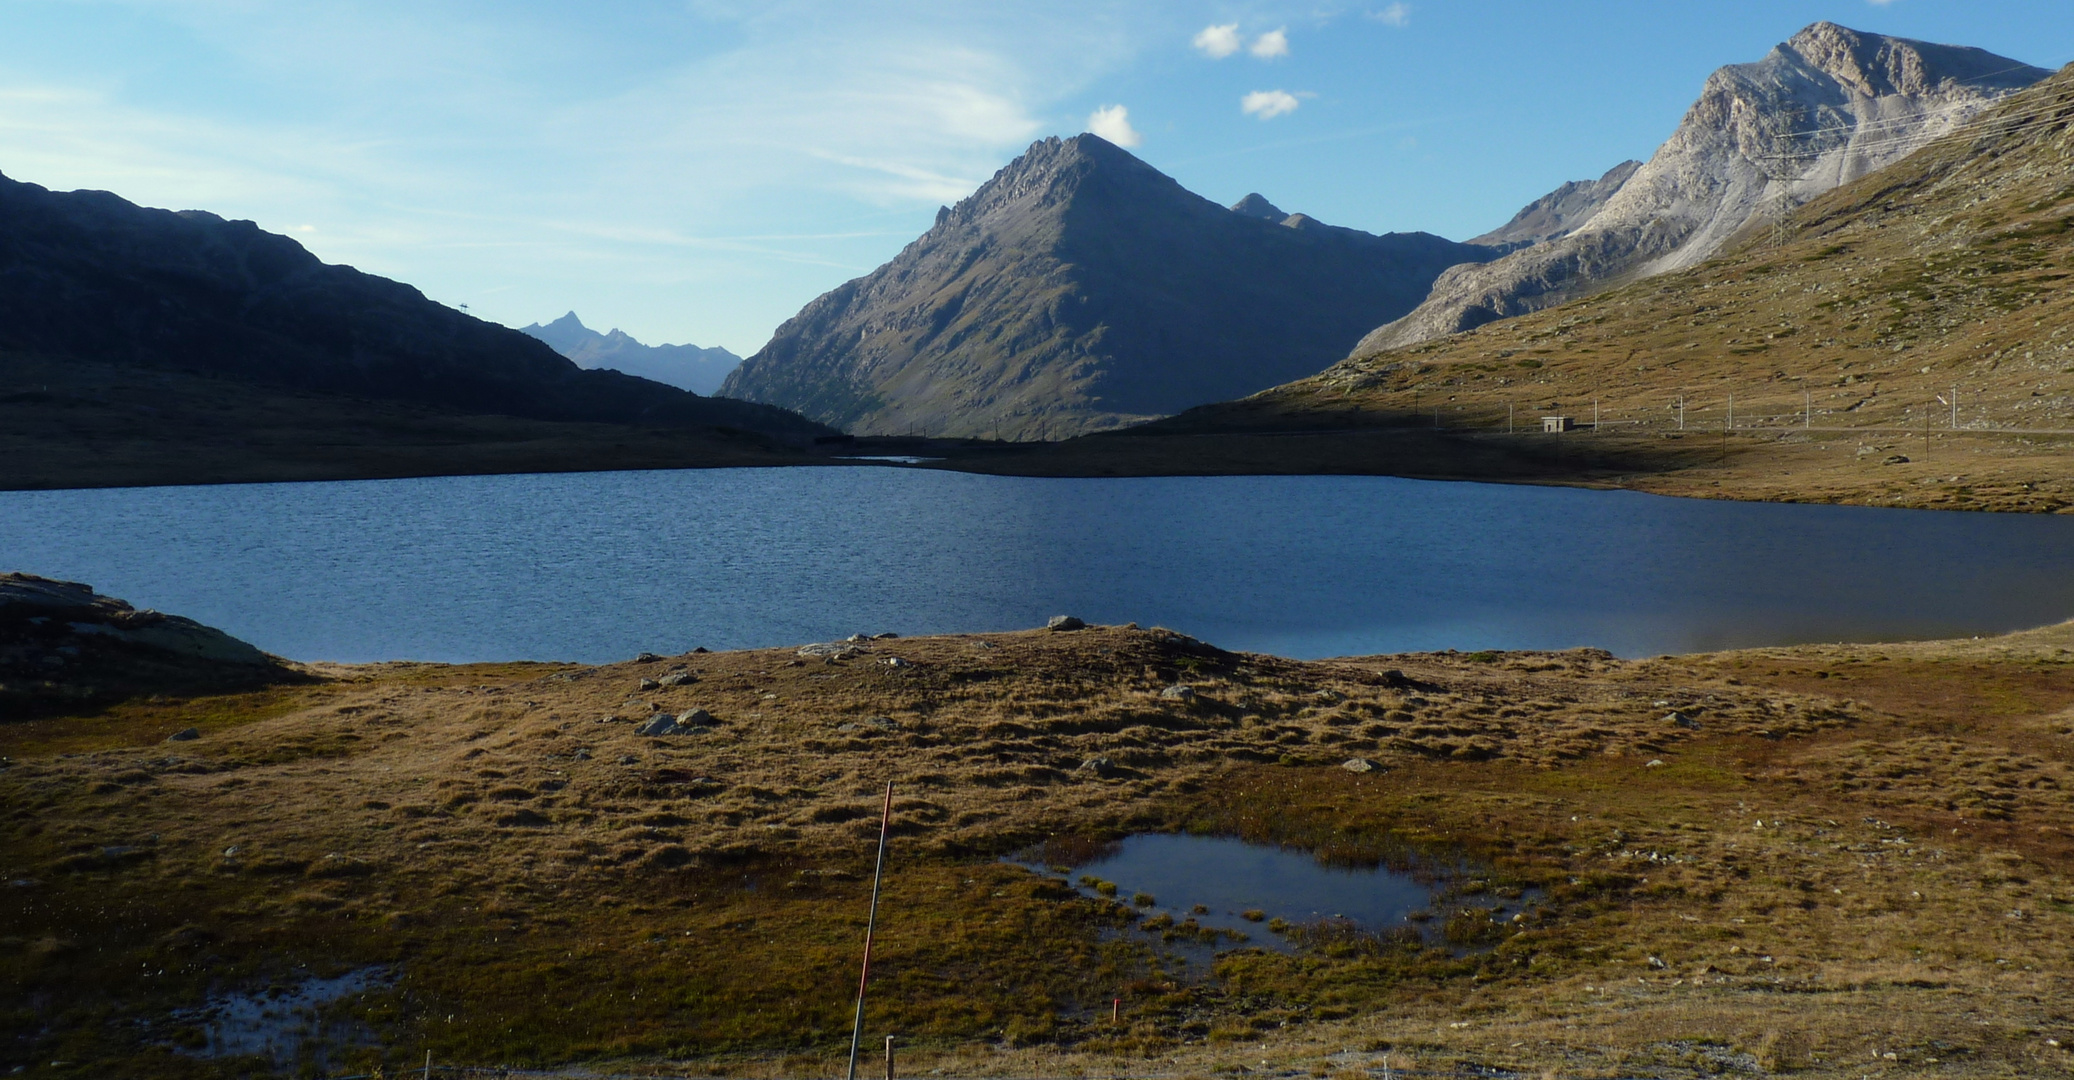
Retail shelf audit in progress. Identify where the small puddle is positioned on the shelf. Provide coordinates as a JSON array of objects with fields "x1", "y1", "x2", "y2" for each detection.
[
  {"x1": 1007, "y1": 834, "x2": 1508, "y2": 969},
  {"x1": 168, "y1": 966, "x2": 390, "y2": 1069}
]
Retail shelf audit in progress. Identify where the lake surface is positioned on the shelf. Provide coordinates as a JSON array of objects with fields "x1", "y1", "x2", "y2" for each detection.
[{"x1": 3, "y1": 466, "x2": 2073, "y2": 663}]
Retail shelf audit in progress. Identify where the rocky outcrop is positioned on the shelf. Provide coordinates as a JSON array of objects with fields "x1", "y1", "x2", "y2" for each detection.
[
  {"x1": 0, "y1": 175, "x2": 827, "y2": 439},
  {"x1": 520, "y1": 312, "x2": 742, "y2": 396},
  {"x1": 1356, "y1": 23, "x2": 2049, "y2": 355},
  {"x1": 1470, "y1": 161, "x2": 1642, "y2": 251},
  {"x1": 721, "y1": 135, "x2": 1498, "y2": 439},
  {"x1": 1, "y1": 572, "x2": 303, "y2": 717}
]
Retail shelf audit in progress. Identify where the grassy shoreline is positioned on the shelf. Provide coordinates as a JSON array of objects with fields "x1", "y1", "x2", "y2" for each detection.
[{"x1": 7, "y1": 620, "x2": 2074, "y2": 1077}]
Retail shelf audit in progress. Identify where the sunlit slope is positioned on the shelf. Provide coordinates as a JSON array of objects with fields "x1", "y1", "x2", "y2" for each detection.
[{"x1": 1154, "y1": 63, "x2": 2074, "y2": 509}]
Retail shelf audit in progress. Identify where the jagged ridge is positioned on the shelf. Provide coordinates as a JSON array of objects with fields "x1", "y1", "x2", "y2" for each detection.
[{"x1": 1357, "y1": 22, "x2": 2049, "y2": 355}]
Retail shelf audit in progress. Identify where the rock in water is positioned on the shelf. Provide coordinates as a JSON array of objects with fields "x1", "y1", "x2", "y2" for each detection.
[
  {"x1": 720, "y1": 134, "x2": 1499, "y2": 439},
  {"x1": 1355, "y1": 23, "x2": 2049, "y2": 353}
]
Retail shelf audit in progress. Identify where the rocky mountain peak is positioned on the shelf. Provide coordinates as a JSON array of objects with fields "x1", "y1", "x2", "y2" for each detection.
[
  {"x1": 930, "y1": 133, "x2": 1168, "y2": 236},
  {"x1": 1230, "y1": 193, "x2": 1287, "y2": 220},
  {"x1": 1351, "y1": 25, "x2": 2048, "y2": 355}
]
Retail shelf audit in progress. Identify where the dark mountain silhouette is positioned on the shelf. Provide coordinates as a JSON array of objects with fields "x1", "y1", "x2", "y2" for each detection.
[
  {"x1": 0, "y1": 172, "x2": 825, "y2": 438},
  {"x1": 720, "y1": 134, "x2": 1499, "y2": 439}
]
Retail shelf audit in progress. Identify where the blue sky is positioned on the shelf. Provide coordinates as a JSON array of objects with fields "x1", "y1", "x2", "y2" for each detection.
[{"x1": 2, "y1": 2, "x2": 2070, "y2": 356}]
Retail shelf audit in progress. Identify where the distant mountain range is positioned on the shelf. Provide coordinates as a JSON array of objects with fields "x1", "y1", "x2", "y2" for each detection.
[
  {"x1": 720, "y1": 134, "x2": 1499, "y2": 439},
  {"x1": 520, "y1": 312, "x2": 740, "y2": 396},
  {"x1": 0, "y1": 174, "x2": 825, "y2": 440},
  {"x1": 1356, "y1": 23, "x2": 2050, "y2": 355}
]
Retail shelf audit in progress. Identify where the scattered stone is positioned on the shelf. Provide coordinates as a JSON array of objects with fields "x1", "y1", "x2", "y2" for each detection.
[
  {"x1": 872, "y1": 632, "x2": 900, "y2": 640},
  {"x1": 837, "y1": 715, "x2": 902, "y2": 734},
  {"x1": 638, "y1": 678, "x2": 661, "y2": 691},
  {"x1": 798, "y1": 641, "x2": 867, "y2": 660},
  {"x1": 1078, "y1": 756, "x2": 1116, "y2": 776},
  {"x1": 1646, "y1": 759, "x2": 1666, "y2": 768},
  {"x1": 1341, "y1": 757, "x2": 1376, "y2": 773},
  {"x1": 1883, "y1": 455, "x2": 1911, "y2": 465},
  {"x1": 635, "y1": 711, "x2": 712, "y2": 737},
  {"x1": 882, "y1": 656, "x2": 911, "y2": 668},
  {"x1": 1047, "y1": 615, "x2": 1085, "y2": 632},
  {"x1": 1377, "y1": 669, "x2": 1413, "y2": 688},
  {"x1": 1665, "y1": 710, "x2": 1701, "y2": 730},
  {"x1": 1314, "y1": 689, "x2": 1345, "y2": 703},
  {"x1": 165, "y1": 727, "x2": 201, "y2": 742},
  {"x1": 1160, "y1": 684, "x2": 1196, "y2": 701},
  {"x1": 845, "y1": 633, "x2": 871, "y2": 643},
  {"x1": 658, "y1": 672, "x2": 696, "y2": 687},
  {"x1": 635, "y1": 652, "x2": 662, "y2": 663},
  {"x1": 691, "y1": 646, "x2": 710, "y2": 654},
  {"x1": 571, "y1": 748, "x2": 592, "y2": 761}
]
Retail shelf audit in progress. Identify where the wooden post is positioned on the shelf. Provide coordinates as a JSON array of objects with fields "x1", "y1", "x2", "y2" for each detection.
[
  {"x1": 424, "y1": 1050, "x2": 432, "y2": 1079},
  {"x1": 845, "y1": 782, "x2": 896, "y2": 1080},
  {"x1": 885, "y1": 1035, "x2": 895, "y2": 1080}
]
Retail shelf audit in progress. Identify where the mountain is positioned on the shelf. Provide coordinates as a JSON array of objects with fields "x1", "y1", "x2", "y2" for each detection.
[
  {"x1": 0, "y1": 172, "x2": 826, "y2": 439},
  {"x1": 1357, "y1": 23, "x2": 2050, "y2": 355},
  {"x1": 1470, "y1": 161, "x2": 1642, "y2": 251},
  {"x1": 720, "y1": 134, "x2": 1499, "y2": 439},
  {"x1": 1135, "y1": 60, "x2": 2074, "y2": 514},
  {"x1": 520, "y1": 312, "x2": 741, "y2": 396}
]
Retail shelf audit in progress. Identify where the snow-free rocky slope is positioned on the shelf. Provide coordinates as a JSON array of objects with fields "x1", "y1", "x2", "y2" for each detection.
[
  {"x1": 0, "y1": 173, "x2": 826, "y2": 439},
  {"x1": 721, "y1": 135, "x2": 1497, "y2": 439},
  {"x1": 1357, "y1": 22, "x2": 2049, "y2": 355}
]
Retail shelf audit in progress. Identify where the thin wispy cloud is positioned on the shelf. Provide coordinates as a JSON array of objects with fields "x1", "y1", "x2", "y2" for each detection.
[
  {"x1": 1087, "y1": 104, "x2": 1143, "y2": 147},
  {"x1": 1250, "y1": 29, "x2": 1289, "y2": 59},
  {"x1": 1193, "y1": 23, "x2": 1242, "y2": 58},
  {"x1": 1372, "y1": 3, "x2": 1412, "y2": 27},
  {"x1": 1240, "y1": 89, "x2": 1302, "y2": 120}
]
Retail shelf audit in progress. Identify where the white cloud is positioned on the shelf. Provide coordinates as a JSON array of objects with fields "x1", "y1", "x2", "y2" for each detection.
[
  {"x1": 1372, "y1": 3, "x2": 1412, "y2": 27},
  {"x1": 1240, "y1": 89, "x2": 1302, "y2": 120},
  {"x1": 1087, "y1": 104, "x2": 1143, "y2": 147},
  {"x1": 1250, "y1": 28, "x2": 1289, "y2": 59},
  {"x1": 1193, "y1": 23, "x2": 1242, "y2": 58}
]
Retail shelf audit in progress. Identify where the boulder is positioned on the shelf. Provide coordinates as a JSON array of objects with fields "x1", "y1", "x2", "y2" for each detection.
[
  {"x1": 1078, "y1": 756, "x2": 1116, "y2": 776},
  {"x1": 635, "y1": 711, "x2": 712, "y2": 736},
  {"x1": 638, "y1": 678, "x2": 660, "y2": 691},
  {"x1": 658, "y1": 672, "x2": 696, "y2": 687},
  {"x1": 1665, "y1": 711, "x2": 1701, "y2": 730},
  {"x1": 798, "y1": 641, "x2": 867, "y2": 660},
  {"x1": 165, "y1": 727, "x2": 201, "y2": 742},
  {"x1": 1341, "y1": 758, "x2": 1376, "y2": 774},
  {"x1": 1047, "y1": 615, "x2": 1085, "y2": 632},
  {"x1": 1160, "y1": 684, "x2": 1196, "y2": 701}
]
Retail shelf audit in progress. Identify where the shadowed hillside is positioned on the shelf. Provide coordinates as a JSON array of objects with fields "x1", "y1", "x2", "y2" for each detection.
[{"x1": 722, "y1": 135, "x2": 1497, "y2": 439}]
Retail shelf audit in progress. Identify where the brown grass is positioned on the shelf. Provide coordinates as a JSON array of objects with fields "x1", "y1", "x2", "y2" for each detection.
[{"x1": 7, "y1": 622, "x2": 2074, "y2": 1077}]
